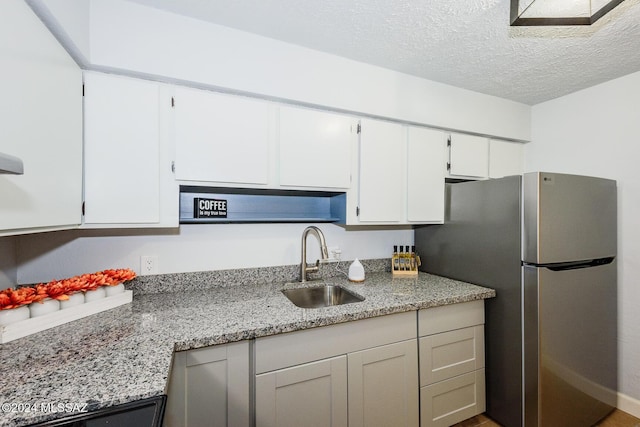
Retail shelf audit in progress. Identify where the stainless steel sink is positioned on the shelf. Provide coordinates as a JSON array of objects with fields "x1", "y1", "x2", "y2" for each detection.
[{"x1": 282, "y1": 285, "x2": 365, "y2": 309}]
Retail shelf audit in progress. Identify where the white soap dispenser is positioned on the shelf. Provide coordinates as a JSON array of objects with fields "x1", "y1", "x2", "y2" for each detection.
[{"x1": 348, "y1": 258, "x2": 365, "y2": 282}]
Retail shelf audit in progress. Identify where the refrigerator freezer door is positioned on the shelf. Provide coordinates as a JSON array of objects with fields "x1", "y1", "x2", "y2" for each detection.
[
  {"x1": 523, "y1": 262, "x2": 617, "y2": 427},
  {"x1": 523, "y1": 172, "x2": 617, "y2": 264}
]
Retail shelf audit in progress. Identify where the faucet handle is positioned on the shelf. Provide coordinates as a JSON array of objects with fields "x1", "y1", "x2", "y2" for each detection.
[{"x1": 305, "y1": 259, "x2": 320, "y2": 274}]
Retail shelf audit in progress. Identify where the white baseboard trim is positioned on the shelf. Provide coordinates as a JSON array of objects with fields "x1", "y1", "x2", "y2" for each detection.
[{"x1": 618, "y1": 392, "x2": 640, "y2": 419}]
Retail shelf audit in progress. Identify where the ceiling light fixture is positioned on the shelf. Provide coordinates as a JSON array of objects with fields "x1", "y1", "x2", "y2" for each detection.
[{"x1": 510, "y1": 0, "x2": 626, "y2": 26}]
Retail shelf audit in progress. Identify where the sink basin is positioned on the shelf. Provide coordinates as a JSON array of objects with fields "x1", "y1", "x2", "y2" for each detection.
[{"x1": 282, "y1": 285, "x2": 365, "y2": 309}]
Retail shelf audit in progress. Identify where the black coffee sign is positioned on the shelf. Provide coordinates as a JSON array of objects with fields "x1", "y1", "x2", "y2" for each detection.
[{"x1": 194, "y1": 198, "x2": 228, "y2": 218}]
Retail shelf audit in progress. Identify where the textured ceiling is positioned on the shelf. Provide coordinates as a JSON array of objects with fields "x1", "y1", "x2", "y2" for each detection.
[{"x1": 125, "y1": 0, "x2": 640, "y2": 105}]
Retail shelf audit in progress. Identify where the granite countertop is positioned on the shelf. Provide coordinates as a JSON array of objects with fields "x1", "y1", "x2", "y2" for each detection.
[{"x1": 0, "y1": 270, "x2": 495, "y2": 427}]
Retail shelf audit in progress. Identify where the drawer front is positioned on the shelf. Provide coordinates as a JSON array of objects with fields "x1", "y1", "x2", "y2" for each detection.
[
  {"x1": 186, "y1": 343, "x2": 228, "y2": 367},
  {"x1": 255, "y1": 311, "x2": 416, "y2": 374},
  {"x1": 419, "y1": 300, "x2": 484, "y2": 337},
  {"x1": 419, "y1": 325, "x2": 484, "y2": 386},
  {"x1": 420, "y1": 369, "x2": 486, "y2": 427}
]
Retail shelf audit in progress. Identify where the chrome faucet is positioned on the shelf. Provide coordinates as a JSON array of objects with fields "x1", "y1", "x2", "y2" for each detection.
[{"x1": 300, "y1": 226, "x2": 329, "y2": 282}]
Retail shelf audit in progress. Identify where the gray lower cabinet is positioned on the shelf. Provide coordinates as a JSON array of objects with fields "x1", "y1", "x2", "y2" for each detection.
[
  {"x1": 164, "y1": 341, "x2": 251, "y2": 427},
  {"x1": 255, "y1": 355, "x2": 349, "y2": 427},
  {"x1": 347, "y1": 340, "x2": 419, "y2": 427},
  {"x1": 418, "y1": 301, "x2": 486, "y2": 427},
  {"x1": 255, "y1": 340, "x2": 419, "y2": 427},
  {"x1": 255, "y1": 311, "x2": 419, "y2": 427},
  {"x1": 164, "y1": 303, "x2": 486, "y2": 427}
]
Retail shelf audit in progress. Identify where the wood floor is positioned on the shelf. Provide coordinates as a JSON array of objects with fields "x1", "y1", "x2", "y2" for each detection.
[{"x1": 453, "y1": 410, "x2": 640, "y2": 427}]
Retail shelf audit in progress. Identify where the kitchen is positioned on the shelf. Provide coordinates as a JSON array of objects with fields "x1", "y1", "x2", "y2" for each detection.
[{"x1": 1, "y1": 0, "x2": 640, "y2": 426}]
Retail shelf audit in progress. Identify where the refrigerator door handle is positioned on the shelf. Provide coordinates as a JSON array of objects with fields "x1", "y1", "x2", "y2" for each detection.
[{"x1": 524, "y1": 256, "x2": 614, "y2": 271}]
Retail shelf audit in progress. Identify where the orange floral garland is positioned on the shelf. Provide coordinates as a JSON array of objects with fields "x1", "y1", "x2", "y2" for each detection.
[{"x1": 0, "y1": 269, "x2": 136, "y2": 310}]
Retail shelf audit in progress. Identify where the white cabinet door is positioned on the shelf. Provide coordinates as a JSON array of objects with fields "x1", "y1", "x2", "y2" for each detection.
[
  {"x1": 256, "y1": 356, "x2": 348, "y2": 427},
  {"x1": 164, "y1": 342, "x2": 251, "y2": 427},
  {"x1": 348, "y1": 340, "x2": 419, "y2": 427},
  {"x1": 489, "y1": 139, "x2": 524, "y2": 178},
  {"x1": 83, "y1": 72, "x2": 177, "y2": 227},
  {"x1": 448, "y1": 134, "x2": 489, "y2": 178},
  {"x1": 0, "y1": 0, "x2": 82, "y2": 236},
  {"x1": 357, "y1": 119, "x2": 405, "y2": 222},
  {"x1": 407, "y1": 128, "x2": 446, "y2": 223},
  {"x1": 349, "y1": 121, "x2": 445, "y2": 225},
  {"x1": 173, "y1": 87, "x2": 270, "y2": 185},
  {"x1": 279, "y1": 106, "x2": 354, "y2": 189}
]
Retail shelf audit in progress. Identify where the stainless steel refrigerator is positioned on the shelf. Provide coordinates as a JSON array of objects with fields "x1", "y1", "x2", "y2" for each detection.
[{"x1": 415, "y1": 172, "x2": 617, "y2": 427}]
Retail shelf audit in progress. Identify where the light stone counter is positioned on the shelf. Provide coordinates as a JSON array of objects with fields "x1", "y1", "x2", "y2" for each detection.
[{"x1": 0, "y1": 264, "x2": 494, "y2": 426}]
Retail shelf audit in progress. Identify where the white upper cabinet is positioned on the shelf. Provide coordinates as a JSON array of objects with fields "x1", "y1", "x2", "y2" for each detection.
[
  {"x1": 448, "y1": 134, "x2": 525, "y2": 180},
  {"x1": 173, "y1": 87, "x2": 271, "y2": 186},
  {"x1": 279, "y1": 106, "x2": 355, "y2": 190},
  {"x1": 356, "y1": 119, "x2": 405, "y2": 223},
  {"x1": 0, "y1": 0, "x2": 82, "y2": 236},
  {"x1": 347, "y1": 120, "x2": 446, "y2": 225},
  {"x1": 448, "y1": 133, "x2": 489, "y2": 179},
  {"x1": 489, "y1": 139, "x2": 525, "y2": 178},
  {"x1": 407, "y1": 127, "x2": 446, "y2": 223},
  {"x1": 83, "y1": 72, "x2": 178, "y2": 227}
]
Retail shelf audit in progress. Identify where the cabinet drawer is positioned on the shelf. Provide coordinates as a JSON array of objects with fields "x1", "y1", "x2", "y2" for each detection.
[
  {"x1": 255, "y1": 311, "x2": 416, "y2": 374},
  {"x1": 418, "y1": 300, "x2": 484, "y2": 337},
  {"x1": 419, "y1": 325, "x2": 484, "y2": 386},
  {"x1": 420, "y1": 369, "x2": 486, "y2": 427},
  {"x1": 185, "y1": 343, "x2": 229, "y2": 366}
]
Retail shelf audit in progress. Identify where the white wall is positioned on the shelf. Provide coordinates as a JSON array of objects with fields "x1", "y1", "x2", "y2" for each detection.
[
  {"x1": 84, "y1": 0, "x2": 530, "y2": 142},
  {"x1": 26, "y1": 0, "x2": 90, "y2": 64},
  {"x1": 526, "y1": 70, "x2": 640, "y2": 413},
  {"x1": 15, "y1": 223, "x2": 412, "y2": 285}
]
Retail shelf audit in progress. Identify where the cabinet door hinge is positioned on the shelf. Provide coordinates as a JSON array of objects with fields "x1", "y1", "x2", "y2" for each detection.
[
  {"x1": 356, "y1": 206, "x2": 360, "y2": 217},
  {"x1": 82, "y1": 83, "x2": 85, "y2": 97},
  {"x1": 171, "y1": 97, "x2": 175, "y2": 108},
  {"x1": 357, "y1": 123, "x2": 361, "y2": 134},
  {"x1": 446, "y1": 135, "x2": 452, "y2": 171},
  {"x1": 171, "y1": 161, "x2": 175, "y2": 173},
  {"x1": 81, "y1": 201, "x2": 85, "y2": 216}
]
